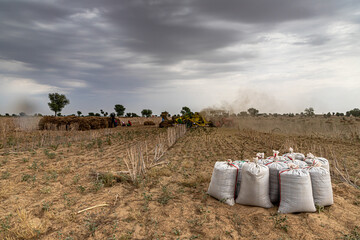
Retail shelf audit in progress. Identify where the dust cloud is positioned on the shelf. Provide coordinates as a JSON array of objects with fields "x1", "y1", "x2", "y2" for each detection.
[{"x1": 202, "y1": 88, "x2": 300, "y2": 114}]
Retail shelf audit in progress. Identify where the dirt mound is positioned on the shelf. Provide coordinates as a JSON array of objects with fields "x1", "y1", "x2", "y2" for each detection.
[
  {"x1": 159, "y1": 120, "x2": 174, "y2": 128},
  {"x1": 144, "y1": 121, "x2": 155, "y2": 126},
  {"x1": 38, "y1": 116, "x2": 111, "y2": 131}
]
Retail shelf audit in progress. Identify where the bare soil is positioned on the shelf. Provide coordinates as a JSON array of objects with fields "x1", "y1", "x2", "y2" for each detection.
[{"x1": 0, "y1": 123, "x2": 359, "y2": 239}]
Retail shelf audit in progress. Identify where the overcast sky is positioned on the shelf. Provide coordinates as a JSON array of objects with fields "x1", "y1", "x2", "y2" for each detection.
[{"x1": 0, "y1": 0, "x2": 359, "y2": 115}]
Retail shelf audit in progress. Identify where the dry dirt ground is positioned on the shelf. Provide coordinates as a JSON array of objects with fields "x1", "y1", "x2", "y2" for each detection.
[{"x1": 0, "y1": 125, "x2": 360, "y2": 240}]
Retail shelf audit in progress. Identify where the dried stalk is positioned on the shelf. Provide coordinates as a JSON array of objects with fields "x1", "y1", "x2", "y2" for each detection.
[{"x1": 77, "y1": 204, "x2": 109, "y2": 214}]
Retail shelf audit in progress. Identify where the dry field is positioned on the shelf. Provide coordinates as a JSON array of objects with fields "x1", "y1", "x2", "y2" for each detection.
[{"x1": 0, "y1": 116, "x2": 359, "y2": 239}]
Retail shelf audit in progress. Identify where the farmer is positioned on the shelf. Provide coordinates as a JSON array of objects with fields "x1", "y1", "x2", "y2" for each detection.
[
  {"x1": 110, "y1": 113, "x2": 116, "y2": 128},
  {"x1": 127, "y1": 120, "x2": 132, "y2": 126}
]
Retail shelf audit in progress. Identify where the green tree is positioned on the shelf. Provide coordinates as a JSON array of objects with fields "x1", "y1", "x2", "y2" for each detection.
[
  {"x1": 304, "y1": 107, "x2": 315, "y2": 116},
  {"x1": 346, "y1": 108, "x2": 360, "y2": 117},
  {"x1": 180, "y1": 106, "x2": 191, "y2": 116},
  {"x1": 114, "y1": 104, "x2": 126, "y2": 117},
  {"x1": 88, "y1": 112, "x2": 95, "y2": 116},
  {"x1": 141, "y1": 109, "x2": 153, "y2": 117},
  {"x1": 247, "y1": 107, "x2": 259, "y2": 116},
  {"x1": 48, "y1": 93, "x2": 70, "y2": 116},
  {"x1": 131, "y1": 113, "x2": 139, "y2": 117},
  {"x1": 125, "y1": 112, "x2": 132, "y2": 117},
  {"x1": 77, "y1": 111, "x2": 82, "y2": 117}
]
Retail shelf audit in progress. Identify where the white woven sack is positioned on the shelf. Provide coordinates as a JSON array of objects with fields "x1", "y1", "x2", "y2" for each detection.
[
  {"x1": 267, "y1": 150, "x2": 288, "y2": 162},
  {"x1": 278, "y1": 169, "x2": 316, "y2": 213},
  {"x1": 316, "y1": 157, "x2": 330, "y2": 171},
  {"x1": 267, "y1": 162, "x2": 288, "y2": 204},
  {"x1": 257, "y1": 153, "x2": 273, "y2": 165},
  {"x1": 233, "y1": 160, "x2": 247, "y2": 198},
  {"x1": 236, "y1": 162, "x2": 273, "y2": 208},
  {"x1": 292, "y1": 160, "x2": 308, "y2": 168},
  {"x1": 208, "y1": 162, "x2": 238, "y2": 206},
  {"x1": 308, "y1": 167, "x2": 333, "y2": 206},
  {"x1": 258, "y1": 158, "x2": 273, "y2": 165},
  {"x1": 283, "y1": 147, "x2": 305, "y2": 161},
  {"x1": 305, "y1": 154, "x2": 330, "y2": 171}
]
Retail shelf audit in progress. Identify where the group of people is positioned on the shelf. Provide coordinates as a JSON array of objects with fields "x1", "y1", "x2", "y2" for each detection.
[{"x1": 110, "y1": 113, "x2": 132, "y2": 127}]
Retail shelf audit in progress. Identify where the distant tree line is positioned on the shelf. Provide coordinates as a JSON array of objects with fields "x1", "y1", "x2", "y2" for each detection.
[{"x1": 2, "y1": 92, "x2": 360, "y2": 118}]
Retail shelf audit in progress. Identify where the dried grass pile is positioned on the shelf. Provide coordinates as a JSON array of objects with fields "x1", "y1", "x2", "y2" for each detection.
[
  {"x1": 38, "y1": 116, "x2": 111, "y2": 131},
  {"x1": 144, "y1": 121, "x2": 155, "y2": 126}
]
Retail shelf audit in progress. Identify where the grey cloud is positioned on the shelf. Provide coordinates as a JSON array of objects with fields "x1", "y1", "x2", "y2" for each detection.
[
  {"x1": 0, "y1": 0, "x2": 359, "y2": 115},
  {"x1": 192, "y1": 0, "x2": 341, "y2": 24},
  {"x1": 292, "y1": 34, "x2": 331, "y2": 46}
]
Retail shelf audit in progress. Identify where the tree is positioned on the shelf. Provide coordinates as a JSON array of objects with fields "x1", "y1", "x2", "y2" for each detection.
[
  {"x1": 141, "y1": 109, "x2": 153, "y2": 117},
  {"x1": 238, "y1": 111, "x2": 248, "y2": 116},
  {"x1": 125, "y1": 112, "x2": 132, "y2": 117},
  {"x1": 247, "y1": 107, "x2": 259, "y2": 116},
  {"x1": 48, "y1": 93, "x2": 70, "y2": 116},
  {"x1": 180, "y1": 106, "x2": 191, "y2": 116},
  {"x1": 19, "y1": 112, "x2": 26, "y2": 117},
  {"x1": 304, "y1": 107, "x2": 315, "y2": 116},
  {"x1": 131, "y1": 113, "x2": 139, "y2": 117},
  {"x1": 336, "y1": 112, "x2": 344, "y2": 117},
  {"x1": 88, "y1": 112, "x2": 95, "y2": 116},
  {"x1": 77, "y1": 111, "x2": 82, "y2": 117},
  {"x1": 346, "y1": 108, "x2": 360, "y2": 117},
  {"x1": 114, "y1": 104, "x2": 126, "y2": 117}
]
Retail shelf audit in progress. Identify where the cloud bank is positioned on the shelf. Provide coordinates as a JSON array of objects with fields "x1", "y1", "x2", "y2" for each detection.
[{"x1": 0, "y1": 0, "x2": 359, "y2": 115}]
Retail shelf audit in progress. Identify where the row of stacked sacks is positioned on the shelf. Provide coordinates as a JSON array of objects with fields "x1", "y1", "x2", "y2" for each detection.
[{"x1": 207, "y1": 148, "x2": 333, "y2": 213}]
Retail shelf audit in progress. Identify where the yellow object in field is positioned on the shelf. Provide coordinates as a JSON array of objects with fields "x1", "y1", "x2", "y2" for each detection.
[{"x1": 175, "y1": 112, "x2": 211, "y2": 127}]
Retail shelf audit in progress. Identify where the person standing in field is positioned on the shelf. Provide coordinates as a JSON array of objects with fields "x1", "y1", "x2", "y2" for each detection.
[{"x1": 110, "y1": 113, "x2": 116, "y2": 128}]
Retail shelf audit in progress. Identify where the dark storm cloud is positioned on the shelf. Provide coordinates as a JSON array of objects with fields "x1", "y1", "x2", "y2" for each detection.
[
  {"x1": 0, "y1": 0, "x2": 359, "y2": 115},
  {"x1": 192, "y1": 0, "x2": 341, "y2": 23}
]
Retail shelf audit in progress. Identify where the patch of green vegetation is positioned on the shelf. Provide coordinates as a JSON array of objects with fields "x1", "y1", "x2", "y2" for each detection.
[
  {"x1": 270, "y1": 213, "x2": 289, "y2": 233},
  {"x1": 84, "y1": 213, "x2": 98, "y2": 237},
  {"x1": 97, "y1": 172, "x2": 116, "y2": 187},
  {"x1": 44, "y1": 149, "x2": 56, "y2": 159},
  {"x1": 0, "y1": 214, "x2": 12, "y2": 233},
  {"x1": 316, "y1": 204, "x2": 325, "y2": 214},
  {"x1": 157, "y1": 185, "x2": 173, "y2": 205},
  {"x1": 42, "y1": 201, "x2": 52, "y2": 211},
  {"x1": 342, "y1": 226, "x2": 360, "y2": 240},
  {"x1": 1, "y1": 171, "x2": 10, "y2": 179},
  {"x1": 21, "y1": 174, "x2": 36, "y2": 183}
]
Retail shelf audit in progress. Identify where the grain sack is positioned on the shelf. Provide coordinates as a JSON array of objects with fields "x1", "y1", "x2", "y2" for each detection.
[
  {"x1": 233, "y1": 160, "x2": 248, "y2": 198},
  {"x1": 256, "y1": 152, "x2": 265, "y2": 160},
  {"x1": 308, "y1": 166, "x2": 333, "y2": 206},
  {"x1": 305, "y1": 153, "x2": 330, "y2": 171},
  {"x1": 292, "y1": 160, "x2": 308, "y2": 168},
  {"x1": 283, "y1": 147, "x2": 305, "y2": 161},
  {"x1": 267, "y1": 150, "x2": 288, "y2": 162},
  {"x1": 208, "y1": 161, "x2": 238, "y2": 206},
  {"x1": 256, "y1": 153, "x2": 273, "y2": 165},
  {"x1": 236, "y1": 162, "x2": 273, "y2": 208},
  {"x1": 267, "y1": 161, "x2": 288, "y2": 204},
  {"x1": 278, "y1": 167, "x2": 316, "y2": 213},
  {"x1": 316, "y1": 157, "x2": 330, "y2": 171}
]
